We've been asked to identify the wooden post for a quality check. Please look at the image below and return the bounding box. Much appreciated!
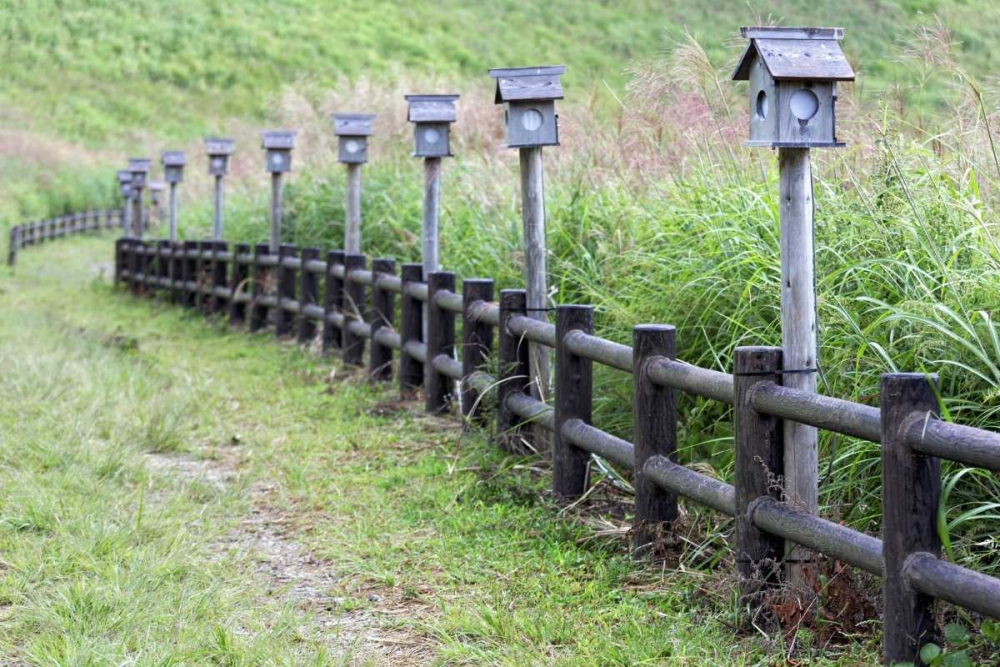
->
[209,240,228,315]
[168,182,179,242]
[122,195,133,238]
[197,240,213,312]
[184,240,200,308]
[132,186,144,240]
[496,289,531,448]
[229,242,250,325]
[369,258,396,382]
[275,244,297,338]
[734,346,785,606]
[425,271,456,413]
[171,241,184,304]
[632,324,678,555]
[461,279,495,422]
[298,247,321,344]
[269,173,282,253]
[158,239,171,293]
[8,226,18,266]
[553,305,593,499]
[250,243,270,331]
[342,253,366,366]
[779,147,818,586]
[213,174,224,241]
[345,163,362,254]
[322,250,345,354]
[399,263,424,397]
[129,239,144,296]
[422,157,441,277]
[114,238,125,286]
[518,146,550,401]
[881,373,941,665]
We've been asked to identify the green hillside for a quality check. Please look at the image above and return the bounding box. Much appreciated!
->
[1,0,999,144]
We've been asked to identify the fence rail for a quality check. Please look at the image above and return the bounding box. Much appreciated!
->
[108,235,1000,664]
[7,210,126,266]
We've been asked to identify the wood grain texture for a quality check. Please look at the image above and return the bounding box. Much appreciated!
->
[229,242,250,325]
[269,173,283,254]
[369,258,395,382]
[422,157,441,278]
[345,164,362,254]
[342,253,366,367]
[553,305,593,499]
[461,279,495,423]
[213,175,224,241]
[497,289,530,449]
[425,272,456,413]
[399,263,425,397]
[322,250,345,354]
[518,146,550,402]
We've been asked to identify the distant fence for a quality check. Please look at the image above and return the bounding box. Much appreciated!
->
[7,210,126,266]
[110,236,1000,664]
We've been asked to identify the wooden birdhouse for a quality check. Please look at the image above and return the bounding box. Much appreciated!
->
[405,95,459,158]
[116,170,133,198]
[205,138,235,176]
[332,114,375,164]
[128,158,151,188]
[732,27,854,148]
[261,130,296,173]
[161,150,186,184]
[488,66,565,148]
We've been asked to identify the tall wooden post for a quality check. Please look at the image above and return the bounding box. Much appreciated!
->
[461,279,495,423]
[399,263,425,397]
[422,157,441,277]
[342,253,366,366]
[122,193,133,237]
[881,373,941,665]
[425,271,456,414]
[369,258,396,382]
[553,305,593,499]
[298,247,321,344]
[496,289,531,450]
[345,163,362,254]
[132,186,144,239]
[519,146,549,401]
[269,173,282,254]
[779,147,818,584]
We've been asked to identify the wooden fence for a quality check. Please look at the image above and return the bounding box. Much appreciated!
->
[7,209,125,266]
[110,236,1000,665]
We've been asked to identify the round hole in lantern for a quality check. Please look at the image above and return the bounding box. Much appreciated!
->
[345,139,361,154]
[789,90,819,121]
[521,108,544,132]
[755,90,768,120]
[423,128,441,144]
[270,153,284,168]
[212,158,224,170]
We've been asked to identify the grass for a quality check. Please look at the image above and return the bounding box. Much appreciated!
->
[0,235,897,664]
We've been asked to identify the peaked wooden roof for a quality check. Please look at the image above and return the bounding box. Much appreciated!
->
[733,27,854,82]
[489,66,565,104]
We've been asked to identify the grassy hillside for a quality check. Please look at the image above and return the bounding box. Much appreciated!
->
[2,0,1000,146]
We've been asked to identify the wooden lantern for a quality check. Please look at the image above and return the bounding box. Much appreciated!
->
[261,130,296,173]
[488,65,565,148]
[205,138,234,175]
[405,94,459,158]
[332,113,375,164]
[161,150,186,184]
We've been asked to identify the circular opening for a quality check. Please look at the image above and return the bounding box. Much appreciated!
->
[345,139,362,154]
[755,90,768,120]
[790,89,820,122]
[521,108,544,132]
[423,128,441,145]
[270,153,284,168]
[212,158,224,169]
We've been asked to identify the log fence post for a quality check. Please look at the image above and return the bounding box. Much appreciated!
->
[461,279,495,423]
[399,263,424,397]
[342,253,366,366]
[322,250,345,355]
[183,240,198,308]
[632,324,678,555]
[881,373,941,665]
[425,271,456,413]
[250,243,270,332]
[369,258,396,382]
[275,244,298,337]
[229,242,250,326]
[553,305,593,499]
[298,247,321,344]
[8,226,18,266]
[496,289,530,449]
[209,240,229,315]
[734,346,785,606]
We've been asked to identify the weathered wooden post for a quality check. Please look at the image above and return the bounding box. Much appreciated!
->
[161,150,186,242]
[332,113,375,254]
[128,158,151,239]
[249,242,270,332]
[426,271,457,413]
[209,240,229,315]
[488,66,565,402]
[322,250,346,355]
[8,226,19,266]
[369,258,396,382]
[298,247,321,345]
[229,242,250,325]
[553,305,593,499]
[261,130,296,253]
[149,181,166,227]
[461,279,495,423]
[496,289,531,449]
[881,373,941,665]
[404,94,459,278]
[275,243,298,338]
[398,263,424,397]
[117,170,134,237]
[342,253,367,366]
[733,27,854,586]
[182,240,198,308]
[205,138,234,240]
[733,346,785,606]
[632,324,678,555]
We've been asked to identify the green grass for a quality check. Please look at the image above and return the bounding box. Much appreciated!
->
[0,236,896,664]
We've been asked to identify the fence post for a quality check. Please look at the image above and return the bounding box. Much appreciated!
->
[553,305,593,499]
[229,242,250,326]
[496,289,530,449]
[369,258,396,382]
[114,238,125,286]
[461,279,495,423]
[275,244,298,337]
[182,240,198,308]
[129,239,144,296]
[426,271,456,413]
[632,324,678,555]
[342,253,366,366]
[322,250,345,355]
[170,241,184,304]
[734,346,785,607]
[250,243,270,332]
[209,240,229,315]
[298,247,321,344]
[158,239,171,292]
[399,263,424,397]
[881,373,941,665]
[8,226,19,266]
[197,240,214,312]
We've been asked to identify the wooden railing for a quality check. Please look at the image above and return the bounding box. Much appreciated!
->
[7,210,125,266]
[115,237,1000,665]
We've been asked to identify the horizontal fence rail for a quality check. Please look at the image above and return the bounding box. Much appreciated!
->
[7,209,126,266]
[108,235,1000,665]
